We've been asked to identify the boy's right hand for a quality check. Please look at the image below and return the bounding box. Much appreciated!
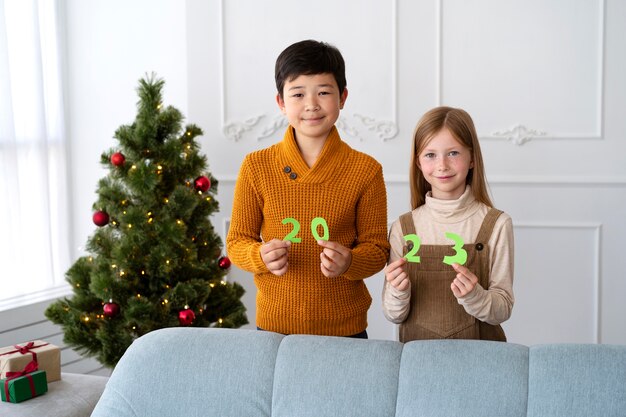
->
[385,258,410,291]
[260,239,291,276]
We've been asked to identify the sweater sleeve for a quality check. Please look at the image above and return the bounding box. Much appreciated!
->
[343,164,390,281]
[382,219,411,323]
[457,214,515,325]
[225,157,269,274]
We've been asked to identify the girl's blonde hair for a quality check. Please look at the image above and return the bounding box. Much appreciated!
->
[409,106,493,210]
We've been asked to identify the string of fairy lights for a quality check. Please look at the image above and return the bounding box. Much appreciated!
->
[71,126,230,329]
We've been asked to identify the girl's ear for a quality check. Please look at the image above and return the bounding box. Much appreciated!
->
[470,160,474,169]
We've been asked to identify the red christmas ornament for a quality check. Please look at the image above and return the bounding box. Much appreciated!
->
[178,307,196,326]
[194,176,211,192]
[103,301,120,318]
[93,210,110,227]
[110,152,126,167]
[218,256,231,269]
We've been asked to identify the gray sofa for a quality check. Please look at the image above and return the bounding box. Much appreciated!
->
[91,328,626,417]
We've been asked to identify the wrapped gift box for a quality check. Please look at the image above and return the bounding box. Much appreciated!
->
[1,369,48,403]
[0,341,61,383]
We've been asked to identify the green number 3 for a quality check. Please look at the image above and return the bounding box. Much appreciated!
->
[442,232,467,266]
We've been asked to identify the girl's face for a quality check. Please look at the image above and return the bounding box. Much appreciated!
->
[417,127,473,200]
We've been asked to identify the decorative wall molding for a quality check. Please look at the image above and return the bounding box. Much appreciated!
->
[490,124,547,146]
[223,115,264,142]
[514,222,602,343]
[436,0,606,143]
[229,113,399,143]
[218,0,400,143]
[257,115,287,141]
[336,116,361,141]
[353,114,399,141]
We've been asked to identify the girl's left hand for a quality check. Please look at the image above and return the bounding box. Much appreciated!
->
[318,240,352,278]
[450,263,478,298]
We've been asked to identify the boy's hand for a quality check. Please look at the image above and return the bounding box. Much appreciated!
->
[450,263,478,298]
[260,239,291,276]
[318,240,352,278]
[385,258,410,291]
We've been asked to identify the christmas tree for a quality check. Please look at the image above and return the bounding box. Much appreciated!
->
[46,74,248,367]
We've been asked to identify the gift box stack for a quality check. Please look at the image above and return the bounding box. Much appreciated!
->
[0,340,61,403]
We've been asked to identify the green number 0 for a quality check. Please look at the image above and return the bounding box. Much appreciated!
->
[310,217,329,241]
[442,232,467,266]
[282,218,302,243]
[403,234,421,263]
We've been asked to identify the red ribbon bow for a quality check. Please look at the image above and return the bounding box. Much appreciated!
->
[0,341,48,360]
[15,342,35,355]
[4,360,39,403]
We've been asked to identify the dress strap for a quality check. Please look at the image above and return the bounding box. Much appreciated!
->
[399,212,416,237]
[475,208,503,244]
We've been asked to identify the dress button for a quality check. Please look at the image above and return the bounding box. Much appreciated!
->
[475,243,484,251]
[289,172,297,180]
[283,166,292,173]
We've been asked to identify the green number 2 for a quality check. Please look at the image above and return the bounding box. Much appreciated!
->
[403,234,421,263]
[442,232,467,266]
[282,218,302,243]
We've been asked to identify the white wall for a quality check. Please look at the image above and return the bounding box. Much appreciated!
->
[64,0,188,258]
[186,0,626,345]
[4,0,624,359]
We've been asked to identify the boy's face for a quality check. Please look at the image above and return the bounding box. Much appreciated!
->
[276,73,348,143]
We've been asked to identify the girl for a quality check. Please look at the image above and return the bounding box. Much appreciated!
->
[382,106,514,342]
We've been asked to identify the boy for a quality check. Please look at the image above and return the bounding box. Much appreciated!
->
[226,40,389,338]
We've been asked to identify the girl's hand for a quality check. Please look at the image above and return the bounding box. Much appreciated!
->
[317,240,352,277]
[385,258,410,291]
[450,263,478,298]
[260,239,291,276]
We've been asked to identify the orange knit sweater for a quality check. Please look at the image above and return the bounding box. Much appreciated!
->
[226,126,390,335]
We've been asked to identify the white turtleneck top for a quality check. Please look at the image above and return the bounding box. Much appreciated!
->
[382,186,514,326]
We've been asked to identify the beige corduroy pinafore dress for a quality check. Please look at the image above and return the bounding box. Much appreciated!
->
[398,208,507,343]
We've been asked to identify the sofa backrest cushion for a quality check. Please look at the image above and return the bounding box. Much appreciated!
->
[527,344,626,417]
[395,340,529,417]
[271,335,403,417]
[91,328,285,417]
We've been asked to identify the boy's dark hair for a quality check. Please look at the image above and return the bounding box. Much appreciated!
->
[275,40,346,98]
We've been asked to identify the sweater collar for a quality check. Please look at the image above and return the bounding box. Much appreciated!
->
[278,126,347,183]
[424,185,481,222]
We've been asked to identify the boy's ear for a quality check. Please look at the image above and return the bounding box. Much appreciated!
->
[276,93,286,114]
[339,88,348,109]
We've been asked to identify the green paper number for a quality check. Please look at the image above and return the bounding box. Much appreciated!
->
[402,232,467,265]
[282,218,302,243]
[310,217,329,241]
[282,217,330,242]
[442,232,467,266]
[403,234,421,263]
